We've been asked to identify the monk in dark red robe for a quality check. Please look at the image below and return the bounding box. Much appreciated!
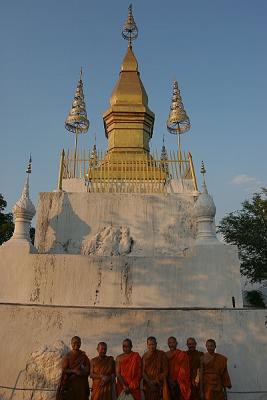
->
[201,339,232,400]
[91,342,115,400]
[142,336,169,400]
[116,338,142,400]
[166,337,191,400]
[56,336,90,400]
[186,337,203,400]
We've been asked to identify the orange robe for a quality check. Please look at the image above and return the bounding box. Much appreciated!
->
[142,349,169,400]
[91,355,115,400]
[166,350,191,400]
[56,350,90,400]
[116,351,142,400]
[186,350,203,400]
[201,353,231,400]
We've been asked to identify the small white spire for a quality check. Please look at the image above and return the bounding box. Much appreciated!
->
[2,158,36,252]
[194,162,218,245]
[12,175,36,218]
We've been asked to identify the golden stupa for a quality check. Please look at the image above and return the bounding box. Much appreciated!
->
[59,5,197,193]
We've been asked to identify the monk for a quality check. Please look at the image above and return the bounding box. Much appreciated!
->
[186,337,203,400]
[142,336,169,400]
[116,338,142,400]
[201,339,232,400]
[90,342,115,400]
[56,336,90,400]
[166,337,191,400]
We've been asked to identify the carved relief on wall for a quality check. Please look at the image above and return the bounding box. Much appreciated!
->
[81,225,133,256]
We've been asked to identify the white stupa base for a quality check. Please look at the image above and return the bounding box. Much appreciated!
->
[1,237,37,253]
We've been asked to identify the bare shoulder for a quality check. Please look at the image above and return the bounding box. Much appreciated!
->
[216,353,228,361]
[116,353,124,361]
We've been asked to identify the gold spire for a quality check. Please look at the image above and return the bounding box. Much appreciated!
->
[109,46,148,107]
[103,5,154,154]
[110,5,146,107]
[121,45,138,72]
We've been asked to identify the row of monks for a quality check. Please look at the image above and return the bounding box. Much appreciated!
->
[56,336,232,400]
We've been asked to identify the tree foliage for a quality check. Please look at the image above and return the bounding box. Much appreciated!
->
[218,188,267,284]
[0,194,14,245]
[244,290,266,308]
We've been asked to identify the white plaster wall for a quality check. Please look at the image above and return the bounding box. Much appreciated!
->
[0,244,242,308]
[61,178,88,192]
[0,305,266,400]
[34,192,197,256]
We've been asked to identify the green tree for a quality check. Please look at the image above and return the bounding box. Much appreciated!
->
[244,290,266,308]
[0,194,14,245]
[218,188,267,284]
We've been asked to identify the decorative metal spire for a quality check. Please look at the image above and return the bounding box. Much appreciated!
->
[167,81,190,135]
[160,134,169,172]
[65,68,89,177]
[65,68,89,134]
[90,133,98,167]
[26,154,32,174]
[200,160,207,192]
[167,80,190,159]
[122,4,138,46]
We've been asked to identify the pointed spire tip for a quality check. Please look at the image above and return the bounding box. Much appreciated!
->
[122,3,138,45]
[26,154,32,174]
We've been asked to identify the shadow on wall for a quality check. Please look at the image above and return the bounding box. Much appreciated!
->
[36,192,91,254]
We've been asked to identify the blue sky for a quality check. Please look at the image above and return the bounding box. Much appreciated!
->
[0,0,266,223]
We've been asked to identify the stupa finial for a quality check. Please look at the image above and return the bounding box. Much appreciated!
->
[65,68,89,177]
[26,154,32,175]
[160,134,169,172]
[167,81,190,157]
[200,160,207,193]
[122,4,138,46]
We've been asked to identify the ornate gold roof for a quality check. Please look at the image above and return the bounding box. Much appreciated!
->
[109,45,148,107]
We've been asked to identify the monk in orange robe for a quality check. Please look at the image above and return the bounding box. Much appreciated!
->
[201,339,232,400]
[116,338,142,400]
[186,337,203,400]
[56,336,90,400]
[91,342,115,400]
[142,336,169,400]
[166,337,191,400]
